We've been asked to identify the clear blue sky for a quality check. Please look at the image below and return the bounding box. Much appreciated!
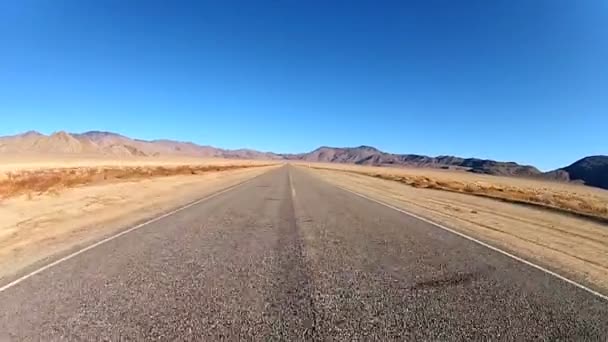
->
[1,1,606,170]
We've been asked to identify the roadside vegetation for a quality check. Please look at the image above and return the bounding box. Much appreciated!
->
[0,163,270,199]
[306,163,608,222]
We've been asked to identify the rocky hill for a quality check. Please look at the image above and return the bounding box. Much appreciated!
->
[284,146,607,189]
[545,156,608,189]
[283,146,542,177]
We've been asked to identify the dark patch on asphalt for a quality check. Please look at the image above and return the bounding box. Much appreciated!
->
[264,171,319,341]
[412,271,481,290]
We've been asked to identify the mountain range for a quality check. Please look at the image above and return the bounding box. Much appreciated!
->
[0,130,281,160]
[1,130,606,190]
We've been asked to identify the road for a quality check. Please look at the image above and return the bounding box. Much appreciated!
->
[1,165,607,340]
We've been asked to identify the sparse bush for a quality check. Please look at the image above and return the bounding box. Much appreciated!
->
[311,165,608,221]
[0,164,266,200]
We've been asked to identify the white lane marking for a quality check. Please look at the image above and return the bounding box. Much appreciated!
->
[335,184,608,302]
[288,169,296,198]
[0,172,269,293]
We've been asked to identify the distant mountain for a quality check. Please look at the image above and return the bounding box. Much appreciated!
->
[545,156,608,189]
[284,146,607,189]
[282,146,384,164]
[0,130,281,160]
[1,131,606,190]
[0,131,99,154]
[456,158,542,177]
[282,146,542,177]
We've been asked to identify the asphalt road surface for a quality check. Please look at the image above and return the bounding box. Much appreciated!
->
[1,165,607,340]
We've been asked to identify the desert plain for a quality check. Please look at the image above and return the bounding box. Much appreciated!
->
[2,152,607,294]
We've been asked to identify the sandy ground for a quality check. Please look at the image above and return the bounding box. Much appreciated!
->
[0,154,267,174]
[295,162,608,221]
[302,166,608,292]
[291,162,608,196]
[0,164,278,280]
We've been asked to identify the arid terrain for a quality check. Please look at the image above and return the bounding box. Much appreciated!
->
[0,154,274,200]
[301,162,608,221]
[3,130,607,189]
[0,155,278,280]
[1,133,607,339]
[4,0,606,337]
[3,165,607,340]
[2,152,607,293]
[297,162,608,292]
[285,146,608,190]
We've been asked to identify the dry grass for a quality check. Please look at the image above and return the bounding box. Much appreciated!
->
[0,163,275,199]
[0,153,276,175]
[301,163,608,221]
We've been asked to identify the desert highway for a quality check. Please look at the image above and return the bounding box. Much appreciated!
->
[1,166,607,340]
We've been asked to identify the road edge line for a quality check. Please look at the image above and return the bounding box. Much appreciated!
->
[334,184,608,302]
[0,168,274,293]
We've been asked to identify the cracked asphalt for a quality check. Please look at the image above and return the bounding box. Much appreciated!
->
[1,165,607,340]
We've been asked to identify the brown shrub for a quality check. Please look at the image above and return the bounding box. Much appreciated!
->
[0,164,267,199]
[310,166,608,221]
